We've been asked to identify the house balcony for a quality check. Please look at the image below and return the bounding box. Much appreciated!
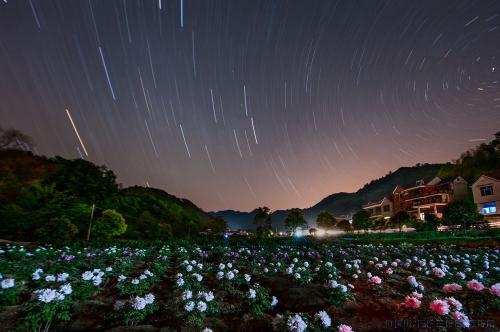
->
[405,191,452,201]
[411,198,449,207]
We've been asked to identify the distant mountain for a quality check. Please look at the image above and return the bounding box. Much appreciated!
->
[211,163,444,232]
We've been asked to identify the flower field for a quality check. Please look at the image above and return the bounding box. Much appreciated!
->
[1,240,500,331]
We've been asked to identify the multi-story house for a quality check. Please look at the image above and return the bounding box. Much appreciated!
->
[470,170,500,218]
[362,175,468,220]
[400,176,468,220]
[362,195,394,220]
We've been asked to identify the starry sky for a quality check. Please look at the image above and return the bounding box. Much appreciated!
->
[1,0,499,213]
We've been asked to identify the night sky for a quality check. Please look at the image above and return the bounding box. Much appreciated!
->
[1,1,499,213]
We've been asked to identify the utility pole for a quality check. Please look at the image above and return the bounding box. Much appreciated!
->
[87,204,95,241]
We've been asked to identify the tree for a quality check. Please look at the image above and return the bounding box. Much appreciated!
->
[352,210,371,233]
[0,127,34,151]
[316,211,337,231]
[253,206,273,238]
[371,216,386,232]
[283,209,308,235]
[413,213,441,232]
[442,199,479,234]
[309,228,317,235]
[92,209,127,240]
[36,217,79,243]
[203,215,228,234]
[337,219,353,233]
[388,210,411,232]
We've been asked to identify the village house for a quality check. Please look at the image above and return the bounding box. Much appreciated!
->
[470,170,500,219]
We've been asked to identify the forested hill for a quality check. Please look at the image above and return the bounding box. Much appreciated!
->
[0,149,210,241]
[211,163,445,231]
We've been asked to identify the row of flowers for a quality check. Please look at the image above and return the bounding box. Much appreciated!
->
[1,241,500,331]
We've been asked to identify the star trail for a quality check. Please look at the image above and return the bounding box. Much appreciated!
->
[1,0,499,213]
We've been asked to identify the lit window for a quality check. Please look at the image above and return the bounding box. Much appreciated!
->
[482,202,497,214]
[480,185,494,196]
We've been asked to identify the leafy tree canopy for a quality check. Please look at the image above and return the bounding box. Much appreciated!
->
[92,209,127,240]
[283,209,308,235]
[352,209,371,232]
[316,211,337,230]
[442,199,479,234]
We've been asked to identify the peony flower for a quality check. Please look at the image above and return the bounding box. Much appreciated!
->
[201,328,213,332]
[54,292,65,301]
[271,296,278,306]
[410,292,423,299]
[184,301,195,312]
[57,273,69,282]
[225,271,235,280]
[432,268,446,278]
[314,310,331,328]
[337,324,354,332]
[186,265,193,272]
[144,293,155,304]
[247,289,256,299]
[429,299,450,315]
[118,275,126,282]
[467,279,484,291]
[197,301,207,312]
[176,278,185,287]
[45,275,56,282]
[287,314,307,332]
[59,283,72,295]
[82,271,93,281]
[370,276,382,284]
[489,283,500,297]
[130,296,146,310]
[443,283,462,292]
[445,297,462,310]
[328,280,338,288]
[385,268,393,275]
[182,290,192,300]
[244,274,251,282]
[216,272,224,280]
[1,278,15,289]
[404,296,421,309]
[38,289,57,303]
[204,291,214,302]
[451,311,470,328]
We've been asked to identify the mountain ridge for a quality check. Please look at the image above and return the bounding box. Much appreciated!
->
[210,163,445,231]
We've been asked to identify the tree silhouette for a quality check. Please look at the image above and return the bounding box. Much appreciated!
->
[283,209,308,235]
[316,211,337,231]
[0,127,34,151]
[253,206,273,238]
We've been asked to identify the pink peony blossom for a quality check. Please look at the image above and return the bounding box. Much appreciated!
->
[445,297,462,310]
[410,292,423,299]
[451,311,470,328]
[429,299,450,315]
[337,324,354,332]
[404,296,421,309]
[466,279,484,291]
[489,283,500,297]
[370,276,382,284]
[443,283,462,292]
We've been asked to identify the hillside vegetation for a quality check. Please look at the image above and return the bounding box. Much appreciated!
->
[0,149,211,242]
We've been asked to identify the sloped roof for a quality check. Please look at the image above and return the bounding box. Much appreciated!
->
[366,194,393,205]
[437,175,464,184]
[470,170,500,187]
[484,170,500,181]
